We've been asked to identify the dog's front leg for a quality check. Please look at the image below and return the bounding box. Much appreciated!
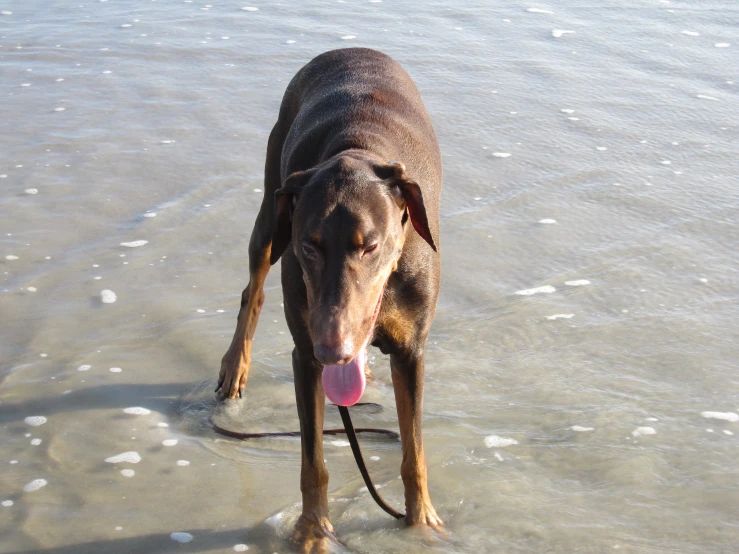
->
[390,350,444,531]
[290,349,338,553]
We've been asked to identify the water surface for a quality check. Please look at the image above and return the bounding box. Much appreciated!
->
[1,1,738,553]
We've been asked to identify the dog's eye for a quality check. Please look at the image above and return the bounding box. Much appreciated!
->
[364,243,378,256]
[302,243,317,259]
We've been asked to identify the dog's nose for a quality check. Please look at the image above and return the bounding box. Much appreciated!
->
[314,339,354,365]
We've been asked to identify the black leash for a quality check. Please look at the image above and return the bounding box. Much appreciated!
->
[210,403,405,519]
[337,405,405,520]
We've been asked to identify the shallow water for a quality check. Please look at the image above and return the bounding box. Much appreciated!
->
[1,1,738,553]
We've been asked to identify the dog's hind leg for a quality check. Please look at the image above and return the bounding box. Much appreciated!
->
[216,124,282,400]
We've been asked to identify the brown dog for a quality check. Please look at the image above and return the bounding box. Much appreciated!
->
[216,48,443,551]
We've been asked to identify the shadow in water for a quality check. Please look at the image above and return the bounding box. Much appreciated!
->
[4,523,286,554]
[0,382,194,427]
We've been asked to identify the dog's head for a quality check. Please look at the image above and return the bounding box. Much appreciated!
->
[270,153,435,366]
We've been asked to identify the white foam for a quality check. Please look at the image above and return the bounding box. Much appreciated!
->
[170,532,193,543]
[54,107,66,112]
[101,290,117,303]
[547,314,574,320]
[715,43,730,48]
[176,460,190,466]
[25,188,38,194]
[5,255,18,260]
[696,95,718,101]
[31,438,42,445]
[24,416,47,426]
[492,152,511,158]
[370,456,380,461]
[120,240,148,248]
[162,439,178,446]
[2,500,13,507]
[265,511,283,527]
[699,278,708,283]
[331,440,350,447]
[123,407,151,415]
[105,451,142,464]
[286,40,296,44]
[120,469,135,477]
[121,23,132,28]
[110,367,122,373]
[539,218,557,224]
[341,35,356,40]
[23,479,48,492]
[233,545,249,552]
[1,10,13,15]
[484,435,519,448]
[196,309,205,313]
[552,30,574,38]
[570,426,594,432]
[143,212,157,218]
[681,30,699,36]
[77,364,92,371]
[241,6,259,11]
[158,422,169,427]
[561,109,575,114]
[565,280,590,286]
[632,426,656,437]
[723,430,734,436]
[27,286,37,292]
[526,8,553,14]
[701,411,738,422]
[596,146,607,151]
[515,285,555,296]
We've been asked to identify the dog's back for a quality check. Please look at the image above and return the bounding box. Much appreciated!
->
[276,47,441,253]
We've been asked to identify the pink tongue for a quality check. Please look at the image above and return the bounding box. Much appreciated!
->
[321,348,367,407]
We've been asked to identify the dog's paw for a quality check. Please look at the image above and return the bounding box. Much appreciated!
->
[406,501,445,533]
[215,354,249,400]
[290,515,342,554]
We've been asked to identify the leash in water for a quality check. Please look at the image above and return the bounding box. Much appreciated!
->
[209,402,405,520]
[337,405,405,519]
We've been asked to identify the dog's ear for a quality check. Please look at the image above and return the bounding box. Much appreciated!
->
[379,161,437,252]
[270,169,314,265]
